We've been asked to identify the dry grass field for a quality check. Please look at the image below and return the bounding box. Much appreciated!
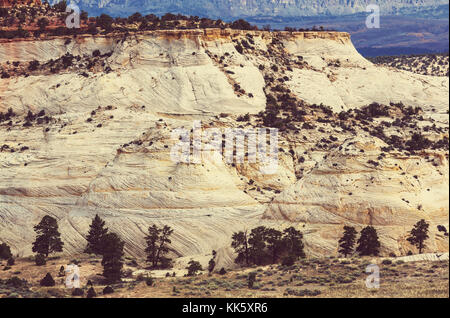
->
[0,254,448,298]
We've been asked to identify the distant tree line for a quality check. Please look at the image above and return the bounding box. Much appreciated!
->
[0,215,433,283]
[2,214,175,284]
[231,226,305,267]
[338,220,431,257]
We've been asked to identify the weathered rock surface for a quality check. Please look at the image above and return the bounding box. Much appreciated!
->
[264,137,449,256]
[0,29,448,265]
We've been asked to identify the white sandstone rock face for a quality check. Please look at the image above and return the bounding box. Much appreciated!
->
[264,137,449,256]
[0,29,448,264]
[282,33,449,114]
[0,31,448,117]
[0,112,265,260]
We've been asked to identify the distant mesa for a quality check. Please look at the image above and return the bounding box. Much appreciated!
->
[0,0,41,7]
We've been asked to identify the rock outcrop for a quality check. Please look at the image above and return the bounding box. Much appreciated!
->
[0,29,448,265]
[264,137,449,256]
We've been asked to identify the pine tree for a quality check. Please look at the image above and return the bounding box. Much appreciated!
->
[155,225,173,268]
[35,253,46,266]
[232,226,305,266]
[0,242,12,260]
[282,227,305,260]
[356,226,380,256]
[6,257,14,266]
[97,14,114,31]
[248,226,269,265]
[208,258,216,273]
[145,225,160,267]
[85,214,108,255]
[231,230,250,266]
[338,226,357,257]
[86,287,97,298]
[186,260,202,276]
[37,17,49,31]
[32,215,64,258]
[208,250,217,273]
[407,219,429,254]
[40,273,55,287]
[145,225,173,268]
[101,232,124,283]
[265,228,284,264]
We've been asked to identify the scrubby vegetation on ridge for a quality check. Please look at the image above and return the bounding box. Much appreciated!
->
[0,1,335,39]
[0,49,114,80]
[369,53,449,77]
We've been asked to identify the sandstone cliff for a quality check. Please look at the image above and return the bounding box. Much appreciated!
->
[0,29,448,267]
